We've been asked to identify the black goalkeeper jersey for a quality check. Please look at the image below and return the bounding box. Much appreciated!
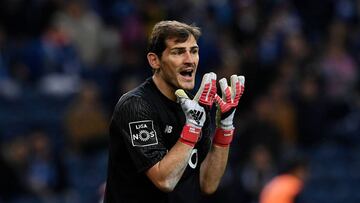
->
[104,77,212,203]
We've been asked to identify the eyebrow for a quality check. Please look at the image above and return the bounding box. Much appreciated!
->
[170,46,199,51]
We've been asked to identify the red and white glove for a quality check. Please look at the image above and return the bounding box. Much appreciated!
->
[213,75,245,147]
[175,72,217,147]
[194,72,217,108]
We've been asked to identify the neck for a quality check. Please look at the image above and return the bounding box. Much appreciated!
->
[152,75,177,101]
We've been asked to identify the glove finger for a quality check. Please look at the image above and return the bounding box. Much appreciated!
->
[219,78,231,102]
[239,75,245,95]
[239,75,245,86]
[209,72,217,80]
[176,89,196,113]
[202,72,217,104]
[209,73,217,99]
[230,75,239,100]
[194,73,211,102]
[175,89,189,98]
[175,89,189,103]
[208,72,217,99]
[238,75,245,98]
[196,72,217,106]
[233,76,245,105]
[218,78,228,93]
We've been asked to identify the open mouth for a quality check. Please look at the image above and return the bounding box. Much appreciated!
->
[180,69,194,77]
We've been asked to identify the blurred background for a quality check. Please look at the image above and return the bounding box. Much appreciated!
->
[0,0,360,202]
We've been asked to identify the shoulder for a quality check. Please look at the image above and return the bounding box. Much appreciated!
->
[112,81,160,120]
[115,79,154,110]
[114,91,152,115]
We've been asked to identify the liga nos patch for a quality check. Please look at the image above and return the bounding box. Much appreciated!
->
[129,120,158,147]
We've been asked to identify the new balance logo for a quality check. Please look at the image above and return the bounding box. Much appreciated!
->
[164,125,173,134]
[189,110,204,125]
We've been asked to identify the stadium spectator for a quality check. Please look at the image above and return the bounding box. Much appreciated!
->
[64,81,108,155]
[26,128,69,201]
[259,154,308,203]
[52,0,105,68]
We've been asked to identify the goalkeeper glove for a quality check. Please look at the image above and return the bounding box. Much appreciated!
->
[213,75,245,147]
[175,72,217,147]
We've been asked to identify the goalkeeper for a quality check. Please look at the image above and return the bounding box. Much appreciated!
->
[104,20,245,203]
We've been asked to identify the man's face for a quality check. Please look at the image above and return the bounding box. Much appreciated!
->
[157,35,199,91]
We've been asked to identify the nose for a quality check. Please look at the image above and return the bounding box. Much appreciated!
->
[184,51,195,64]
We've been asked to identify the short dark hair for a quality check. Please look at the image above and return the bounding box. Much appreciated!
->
[147,20,201,58]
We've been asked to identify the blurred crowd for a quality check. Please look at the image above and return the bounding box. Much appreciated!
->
[1,0,360,203]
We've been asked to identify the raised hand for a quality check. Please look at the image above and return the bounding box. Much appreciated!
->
[176,89,206,128]
[213,75,245,147]
[175,72,217,147]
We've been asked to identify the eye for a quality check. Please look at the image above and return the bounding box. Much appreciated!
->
[171,49,184,55]
[191,48,199,55]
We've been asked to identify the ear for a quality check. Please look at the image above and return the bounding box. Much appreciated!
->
[147,53,160,70]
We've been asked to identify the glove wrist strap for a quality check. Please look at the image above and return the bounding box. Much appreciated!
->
[179,124,201,147]
[218,124,234,130]
[213,128,234,147]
